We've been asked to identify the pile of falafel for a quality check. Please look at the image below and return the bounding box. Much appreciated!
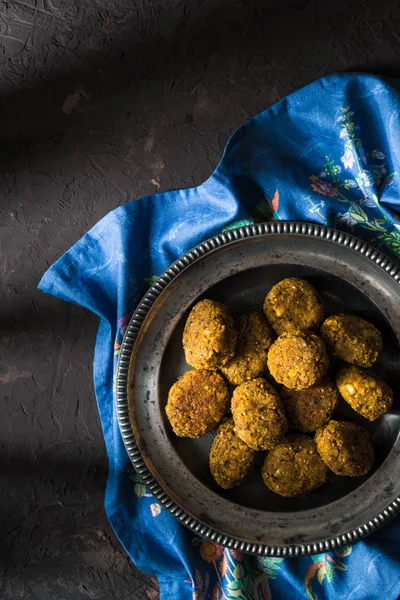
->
[165,278,393,497]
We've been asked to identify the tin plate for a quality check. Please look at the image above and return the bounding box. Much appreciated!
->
[116,222,400,556]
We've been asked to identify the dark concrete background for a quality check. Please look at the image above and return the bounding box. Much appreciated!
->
[1,1,400,598]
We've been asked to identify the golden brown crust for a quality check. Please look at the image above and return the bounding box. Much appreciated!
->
[221,312,274,385]
[315,420,374,476]
[267,332,328,390]
[281,379,339,433]
[183,299,237,370]
[320,314,382,367]
[231,378,287,450]
[263,278,324,335]
[336,365,393,421]
[209,418,256,489]
[166,370,229,437]
[261,434,328,497]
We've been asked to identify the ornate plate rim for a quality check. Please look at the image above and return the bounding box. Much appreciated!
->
[116,221,400,557]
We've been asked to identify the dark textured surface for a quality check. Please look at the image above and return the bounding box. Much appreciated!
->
[1,1,400,598]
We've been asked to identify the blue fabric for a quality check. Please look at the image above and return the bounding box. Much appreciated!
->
[39,73,400,600]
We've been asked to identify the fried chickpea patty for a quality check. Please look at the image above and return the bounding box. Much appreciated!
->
[336,366,393,421]
[315,420,374,476]
[209,418,256,489]
[267,332,328,390]
[262,434,328,497]
[166,370,229,437]
[320,314,382,367]
[281,379,339,432]
[231,378,287,450]
[221,312,274,385]
[183,299,237,370]
[263,278,324,335]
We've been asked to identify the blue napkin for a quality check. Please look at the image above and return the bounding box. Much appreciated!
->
[39,73,400,600]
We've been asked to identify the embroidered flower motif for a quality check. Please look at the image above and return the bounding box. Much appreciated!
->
[341,149,354,169]
[338,212,358,227]
[229,549,244,562]
[199,541,223,564]
[309,175,338,197]
[219,553,228,576]
[118,311,133,331]
[128,469,152,498]
[307,105,399,260]
[133,483,149,498]
[222,218,254,232]
[150,503,161,517]
[212,582,222,600]
[271,189,280,213]
[335,545,353,558]
[305,553,349,600]
[372,150,385,160]
[357,171,373,187]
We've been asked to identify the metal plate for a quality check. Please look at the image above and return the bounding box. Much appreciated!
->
[116,222,400,556]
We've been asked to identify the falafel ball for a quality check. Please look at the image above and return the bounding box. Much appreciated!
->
[221,312,274,385]
[320,314,382,368]
[261,434,328,497]
[281,379,339,433]
[209,418,256,489]
[231,378,287,450]
[315,420,374,476]
[166,370,229,437]
[336,365,393,421]
[267,332,328,390]
[183,299,237,370]
[263,278,324,335]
